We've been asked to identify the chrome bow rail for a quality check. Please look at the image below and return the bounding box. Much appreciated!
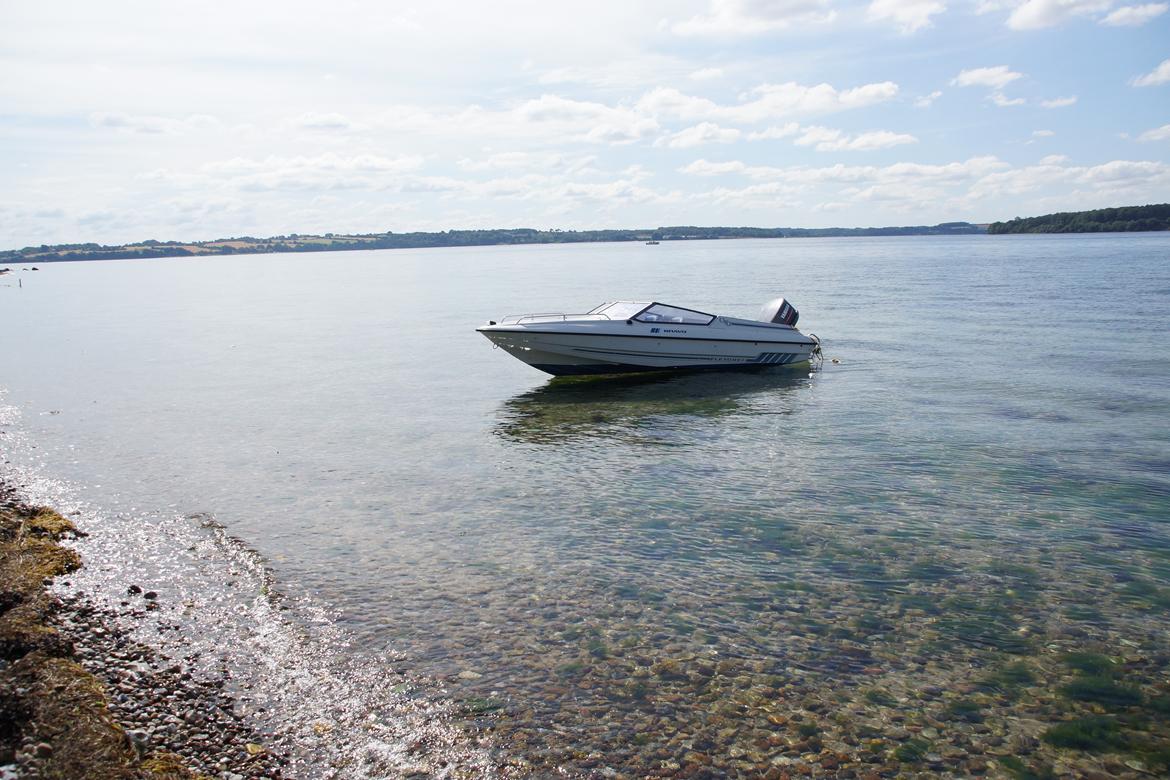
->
[498,313,613,325]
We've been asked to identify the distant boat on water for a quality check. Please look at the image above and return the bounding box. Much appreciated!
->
[645,240,660,245]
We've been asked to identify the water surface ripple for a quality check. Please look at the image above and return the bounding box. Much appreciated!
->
[2,234,1169,777]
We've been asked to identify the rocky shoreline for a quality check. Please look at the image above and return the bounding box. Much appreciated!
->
[0,482,287,779]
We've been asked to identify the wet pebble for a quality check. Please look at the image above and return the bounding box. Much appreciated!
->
[48,595,288,778]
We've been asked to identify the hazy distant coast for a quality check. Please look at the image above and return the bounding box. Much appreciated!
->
[0,222,986,264]
[5,201,1167,265]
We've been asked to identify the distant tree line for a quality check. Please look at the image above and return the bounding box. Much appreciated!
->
[988,203,1170,234]
[1,222,986,263]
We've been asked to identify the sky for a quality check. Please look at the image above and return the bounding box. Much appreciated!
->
[1,0,1168,247]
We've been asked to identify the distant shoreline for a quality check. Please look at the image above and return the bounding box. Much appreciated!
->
[1,222,987,264]
[6,210,1168,265]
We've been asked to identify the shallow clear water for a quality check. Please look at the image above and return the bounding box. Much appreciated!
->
[3,234,1169,777]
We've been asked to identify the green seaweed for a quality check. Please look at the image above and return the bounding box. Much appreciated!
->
[986,562,1045,598]
[756,522,803,554]
[894,737,931,763]
[462,697,504,715]
[1119,579,1170,609]
[796,722,820,738]
[974,661,1036,696]
[585,638,609,659]
[1042,716,1128,752]
[613,583,642,600]
[1138,744,1170,773]
[854,614,894,634]
[557,661,586,676]
[942,698,984,723]
[1063,603,1104,622]
[864,688,897,707]
[1060,676,1143,708]
[906,560,956,582]
[998,756,1056,780]
[897,593,942,615]
[997,661,1038,685]
[935,612,1032,654]
[1145,696,1170,715]
[1061,652,1116,676]
[624,681,649,700]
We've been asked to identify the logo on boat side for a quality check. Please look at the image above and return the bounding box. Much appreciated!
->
[650,327,687,334]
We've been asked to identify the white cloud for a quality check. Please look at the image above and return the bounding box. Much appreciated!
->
[532,55,695,90]
[637,81,898,123]
[197,153,427,192]
[975,0,1014,13]
[1040,96,1077,108]
[456,152,596,173]
[968,157,1170,198]
[671,0,837,36]
[796,126,919,150]
[1007,0,1112,29]
[747,123,802,140]
[701,181,800,207]
[742,81,900,117]
[990,92,1026,106]
[515,95,659,144]
[555,177,682,207]
[680,155,1010,186]
[1100,2,1167,24]
[952,67,1025,107]
[660,122,742,148]
[679,159,750,176]
[292,112,358,131]
[1132,58,1170,87]
[635,88,720,119]
[764,155,1170,213]
[1032,129,1056,137]
[915,90,943,107]
[952,66,1023,89]
[1138,123,1170,141]
[867,0,947,32]
[689,67,725,81]
[794,126,844,147]
[89,112,220,135]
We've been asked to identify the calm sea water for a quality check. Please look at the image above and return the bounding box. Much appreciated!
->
[2,234,1169,777]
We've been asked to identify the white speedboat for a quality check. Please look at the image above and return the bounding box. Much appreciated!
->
[477,298,820,376]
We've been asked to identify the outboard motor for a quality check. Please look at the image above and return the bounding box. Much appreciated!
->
[759,297,799,327]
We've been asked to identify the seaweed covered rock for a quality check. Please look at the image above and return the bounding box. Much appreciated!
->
[0,497,208,779]
[5,651,140,778]
[0,506,80,661]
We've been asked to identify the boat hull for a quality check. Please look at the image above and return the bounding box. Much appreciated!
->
[478,328,816,376]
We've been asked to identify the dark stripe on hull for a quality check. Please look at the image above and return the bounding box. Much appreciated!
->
[482,329,812,347]
[531,359,810,377]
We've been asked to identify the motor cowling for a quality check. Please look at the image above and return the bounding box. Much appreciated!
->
[758,297,799,327]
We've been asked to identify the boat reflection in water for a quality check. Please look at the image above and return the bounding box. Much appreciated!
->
[495,364,816,445]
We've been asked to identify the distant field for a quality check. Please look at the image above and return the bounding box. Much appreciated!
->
[0,222,990,264]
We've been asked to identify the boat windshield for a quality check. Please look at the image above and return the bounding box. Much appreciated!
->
[634,303,714,325]
[589,301,650,320]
